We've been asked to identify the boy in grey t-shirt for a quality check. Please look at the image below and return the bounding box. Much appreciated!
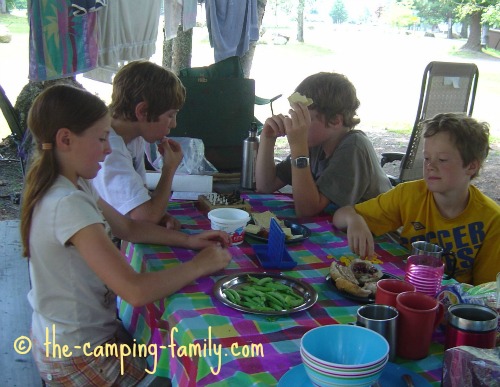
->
[256,72,392,217]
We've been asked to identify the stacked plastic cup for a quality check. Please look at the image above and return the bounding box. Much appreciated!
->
[404,255,444,297]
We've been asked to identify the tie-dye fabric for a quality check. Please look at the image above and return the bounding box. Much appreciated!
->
[28,0,98,81]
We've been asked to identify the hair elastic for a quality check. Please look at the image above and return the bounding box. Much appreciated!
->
[41,143,53,150]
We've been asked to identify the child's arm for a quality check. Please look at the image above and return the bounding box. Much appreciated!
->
[332,206,375,258]
[99,197,231,250]
[128,138,183,226]
[285,102,329,216]
[70,224,231,306]
[255,116,287,193]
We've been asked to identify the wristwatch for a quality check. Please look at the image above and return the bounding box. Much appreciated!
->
[292,156,310,169]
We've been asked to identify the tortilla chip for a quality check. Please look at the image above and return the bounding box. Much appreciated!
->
[251,211,280,229]
[244,224,261,234]
[288,92,313,106]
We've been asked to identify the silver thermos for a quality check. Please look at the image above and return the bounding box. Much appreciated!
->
[241,122,259,190]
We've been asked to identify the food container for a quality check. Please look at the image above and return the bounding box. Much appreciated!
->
[207,208,250,245]
[445,304,498,350]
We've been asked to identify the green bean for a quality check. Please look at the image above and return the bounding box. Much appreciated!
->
[224,288,241,302]
[264,293,286,308]
[223,289,237,303]
[256,277,274,285]
[222,276,306,312]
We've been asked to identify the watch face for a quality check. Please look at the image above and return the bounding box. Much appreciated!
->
[294,157,309,168]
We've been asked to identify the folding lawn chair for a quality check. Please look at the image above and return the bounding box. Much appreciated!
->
[380,61,479,185]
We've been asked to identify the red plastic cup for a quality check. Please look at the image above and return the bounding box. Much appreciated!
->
[375,279,416,308]
[396,291,444,360]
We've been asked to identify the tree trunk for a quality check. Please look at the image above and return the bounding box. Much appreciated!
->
[0,0,7,14]
[447,17,452,39]
[162,39,174,70]
[462,11,482,51]
[460,19,468,39]
[240,0,267,78]
[163,1,268,78]
[296,0,305,43]
[163,25,193,75]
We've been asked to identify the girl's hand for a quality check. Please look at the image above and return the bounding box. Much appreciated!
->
[158,138,183,172]
[159,212,181,230]
[192,245,232,276]
[187,230,231,250]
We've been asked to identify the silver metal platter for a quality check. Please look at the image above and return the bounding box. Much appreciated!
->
[214,272,318,315]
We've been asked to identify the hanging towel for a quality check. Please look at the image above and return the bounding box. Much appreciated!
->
[164,0,183,40]
[28,0,99,81]
[164,0,198,41]
[84,0,162,83]
[205,0,259,62]
[72,0,107,16]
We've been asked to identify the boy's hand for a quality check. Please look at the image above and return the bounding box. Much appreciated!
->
[285,102,311,149]
[261,115,287,140]
[346,214,375,258]
[158,138,183,172]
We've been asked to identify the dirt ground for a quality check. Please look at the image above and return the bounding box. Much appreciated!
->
[1,128,498,221]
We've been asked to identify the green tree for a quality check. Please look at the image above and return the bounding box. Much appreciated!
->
[414,0,455,27]
[384,0,420,29]
[453,0,500,50]
[330,0,348,24]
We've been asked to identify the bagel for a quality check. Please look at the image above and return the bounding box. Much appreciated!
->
[329,262,358,284]
[350,259,383,285]
[329,259,382,297]
[335,278,372,298]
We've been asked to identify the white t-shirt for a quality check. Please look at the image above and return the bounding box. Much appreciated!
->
[92,128,150,215]
[28,176,118,356]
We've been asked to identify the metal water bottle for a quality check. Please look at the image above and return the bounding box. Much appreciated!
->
[241,122,259,190]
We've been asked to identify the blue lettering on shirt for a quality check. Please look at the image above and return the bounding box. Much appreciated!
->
[468,222,485,245]
[399,222,486,274]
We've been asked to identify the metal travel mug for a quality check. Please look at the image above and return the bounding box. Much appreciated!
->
[445,304,498,350]
[357,304,398,361]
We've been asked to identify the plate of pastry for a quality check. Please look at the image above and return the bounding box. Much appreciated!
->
[326,259,400,304]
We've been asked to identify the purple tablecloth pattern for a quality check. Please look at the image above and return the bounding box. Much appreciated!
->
[118,194,445,386]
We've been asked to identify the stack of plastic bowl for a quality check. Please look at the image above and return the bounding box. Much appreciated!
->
[300,324,389,387]
[404,255,444,297]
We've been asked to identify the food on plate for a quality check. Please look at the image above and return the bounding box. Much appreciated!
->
[288,91,314,106]
[335,277,372,298]
[329,259,383,297]
[245,211,302,240]
[222,275,305,312]
[351,259,384,284]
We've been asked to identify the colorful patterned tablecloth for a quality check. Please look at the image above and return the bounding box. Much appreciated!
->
[119,194,445,386]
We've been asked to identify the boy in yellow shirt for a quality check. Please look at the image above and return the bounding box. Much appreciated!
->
[332,113,500,285]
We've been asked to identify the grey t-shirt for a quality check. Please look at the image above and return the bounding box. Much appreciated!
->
[276,130,392,206]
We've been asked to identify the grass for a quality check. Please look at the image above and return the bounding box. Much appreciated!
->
[0,13,29,34]
[483,47,500,59]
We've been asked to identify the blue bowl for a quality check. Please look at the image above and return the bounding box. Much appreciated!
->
[301,324,389,368]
